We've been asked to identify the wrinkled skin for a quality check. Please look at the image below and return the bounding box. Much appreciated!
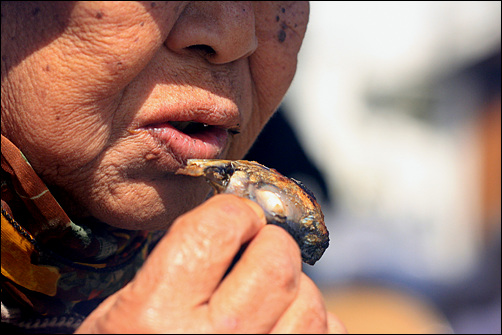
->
[1,1,308,230]
[2,1,345,333]
[77,194,346,333]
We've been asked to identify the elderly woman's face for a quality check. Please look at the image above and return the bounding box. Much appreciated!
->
[1,1,308,230]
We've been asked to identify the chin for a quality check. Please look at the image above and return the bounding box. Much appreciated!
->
[87,177,211,231]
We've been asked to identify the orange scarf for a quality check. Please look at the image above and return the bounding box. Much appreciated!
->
[1,135,161,332]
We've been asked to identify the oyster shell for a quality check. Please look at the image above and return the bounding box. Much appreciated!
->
[176,159,329,265]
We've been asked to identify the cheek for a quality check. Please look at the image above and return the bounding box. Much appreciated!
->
[226,2,308,159]
[1,6,170,180]
[251,1,308,110]
[1,61,118,182]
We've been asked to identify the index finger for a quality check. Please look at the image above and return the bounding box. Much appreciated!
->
[130,194,266,308]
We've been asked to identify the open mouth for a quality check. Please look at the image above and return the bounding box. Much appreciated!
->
[169,121,211,134]
[169,121,240,135]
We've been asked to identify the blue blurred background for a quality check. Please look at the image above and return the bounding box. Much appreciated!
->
[245,1,501,333]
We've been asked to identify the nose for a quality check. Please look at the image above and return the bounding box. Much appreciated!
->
[165,1,257,64]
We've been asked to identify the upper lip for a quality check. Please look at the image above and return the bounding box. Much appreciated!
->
[135,101,242,133]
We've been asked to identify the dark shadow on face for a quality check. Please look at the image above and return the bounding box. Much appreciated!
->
[1,2,75,80]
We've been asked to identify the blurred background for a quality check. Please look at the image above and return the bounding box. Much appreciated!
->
[245,1,500,333]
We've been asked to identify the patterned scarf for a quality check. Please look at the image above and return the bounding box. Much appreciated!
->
[1,135,162,333]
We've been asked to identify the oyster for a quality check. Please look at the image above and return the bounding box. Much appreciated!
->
[176,159,329,265]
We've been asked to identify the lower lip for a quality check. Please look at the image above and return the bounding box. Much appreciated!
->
[141,123,229,162]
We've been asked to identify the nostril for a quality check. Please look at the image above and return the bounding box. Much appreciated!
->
[186,44,216,57]
[165,2,256,64]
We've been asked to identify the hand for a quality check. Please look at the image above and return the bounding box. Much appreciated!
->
[76,194,345,333]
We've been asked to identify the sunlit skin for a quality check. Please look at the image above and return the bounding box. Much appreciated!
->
[1,2,346,333]
[1,1,307,230]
